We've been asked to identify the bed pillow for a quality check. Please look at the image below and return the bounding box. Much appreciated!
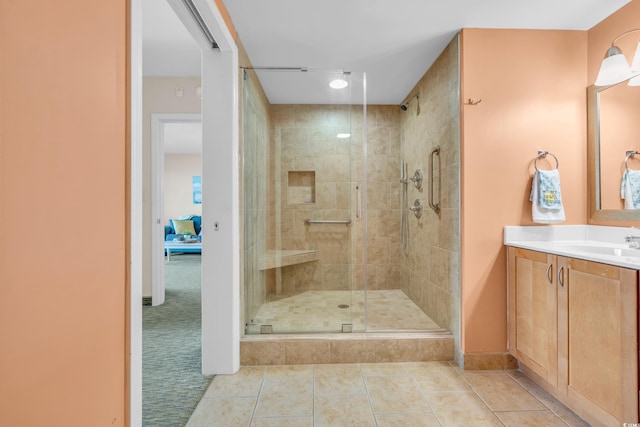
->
[172,219,196,236]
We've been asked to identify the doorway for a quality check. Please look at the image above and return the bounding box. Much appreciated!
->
[131,0,240,425]
[151,113,202,306]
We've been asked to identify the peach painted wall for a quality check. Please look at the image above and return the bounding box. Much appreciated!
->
[588,0,640,223]
[460,29,588,353]
[0,1,127,426]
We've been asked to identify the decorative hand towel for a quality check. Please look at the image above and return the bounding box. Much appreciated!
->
[620,169,640,209]
[529,169,565,224]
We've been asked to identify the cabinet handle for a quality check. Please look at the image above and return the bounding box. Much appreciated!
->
[546,264,553,284]
[557,266,565,287]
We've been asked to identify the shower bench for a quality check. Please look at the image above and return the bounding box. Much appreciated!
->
[258,249,319,270]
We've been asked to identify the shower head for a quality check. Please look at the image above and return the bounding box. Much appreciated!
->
[399,92,420,113]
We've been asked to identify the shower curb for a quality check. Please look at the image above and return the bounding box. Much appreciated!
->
[240,332,454,366]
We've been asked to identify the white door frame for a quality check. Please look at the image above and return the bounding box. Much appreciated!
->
[130,0,239,424]
[150,113,202,307]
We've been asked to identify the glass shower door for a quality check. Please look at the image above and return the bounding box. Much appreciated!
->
[243,68,366,334]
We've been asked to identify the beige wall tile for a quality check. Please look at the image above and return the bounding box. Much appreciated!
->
[330,340,377,364]
[284,341,330,364]
[419,338,455,361]
[463,352,518,370]
[374,339,421,363]
[240,341,284,366]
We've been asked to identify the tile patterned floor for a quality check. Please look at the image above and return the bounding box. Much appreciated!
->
[247,290,441,334]
[186,362,590,427]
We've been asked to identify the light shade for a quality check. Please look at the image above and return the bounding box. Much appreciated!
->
[631,41,640,72]
[329,79,348,89]
[594,46,634,86]
[336,133,351,139]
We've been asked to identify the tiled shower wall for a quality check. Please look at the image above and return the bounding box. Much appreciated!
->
[399,35,461,338]
[267,105,404,296]
[242,67,271,322]
[268,105,355,294]
[362,106,403,291]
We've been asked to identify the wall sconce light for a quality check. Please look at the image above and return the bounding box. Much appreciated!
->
[594,28,640,87]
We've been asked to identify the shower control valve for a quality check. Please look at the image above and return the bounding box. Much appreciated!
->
[409,198,424,219]
[409,169,423,190]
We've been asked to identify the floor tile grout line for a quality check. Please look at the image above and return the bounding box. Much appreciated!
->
[359,363,382,427]
[403,362,435,411]
[503,370,574,426]
[461,369,576,426]
[312,364,316,427]
[404,362,444,426]
[247,367,267,426]
[454,367,510,426]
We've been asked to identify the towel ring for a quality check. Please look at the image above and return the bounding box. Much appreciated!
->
[625,150,640,171]
[534,151,559,171]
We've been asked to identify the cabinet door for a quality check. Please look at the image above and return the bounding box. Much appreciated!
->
[508,247,558,387]
[558,257,638,426]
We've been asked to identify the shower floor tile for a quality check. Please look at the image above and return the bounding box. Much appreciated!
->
[248,289,440,333]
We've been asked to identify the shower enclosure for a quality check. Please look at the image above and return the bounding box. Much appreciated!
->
[241,66,452,335]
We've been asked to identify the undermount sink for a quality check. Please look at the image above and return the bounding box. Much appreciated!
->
[556,243,640,259]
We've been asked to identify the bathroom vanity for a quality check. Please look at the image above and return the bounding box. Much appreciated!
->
[505,225,639,426]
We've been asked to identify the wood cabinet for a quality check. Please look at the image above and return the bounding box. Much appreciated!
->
[508,247,639,427]
[508,248,558,387]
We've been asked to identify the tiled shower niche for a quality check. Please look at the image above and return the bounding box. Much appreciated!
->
[287,171,316,204]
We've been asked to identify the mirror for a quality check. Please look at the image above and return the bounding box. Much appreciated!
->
[587,80,640,221]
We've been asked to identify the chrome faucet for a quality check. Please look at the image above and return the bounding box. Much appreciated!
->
[625,235,640,249]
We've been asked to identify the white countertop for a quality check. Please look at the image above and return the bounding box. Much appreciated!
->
[504,225,640,270]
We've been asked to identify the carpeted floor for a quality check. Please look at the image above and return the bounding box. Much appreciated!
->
[143,254,212,426]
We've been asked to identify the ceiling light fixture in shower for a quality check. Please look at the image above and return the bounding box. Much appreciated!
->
[329,79,348,89]
[337,133,351,139]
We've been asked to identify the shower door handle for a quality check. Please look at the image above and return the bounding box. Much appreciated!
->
[356,185,362,219]
[428,145,440,214]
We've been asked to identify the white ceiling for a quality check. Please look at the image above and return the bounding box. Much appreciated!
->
[143,0,631,104]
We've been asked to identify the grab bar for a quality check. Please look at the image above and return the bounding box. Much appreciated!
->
[356,185,362,219]
[428,145,441,214]
[305,219,352,225]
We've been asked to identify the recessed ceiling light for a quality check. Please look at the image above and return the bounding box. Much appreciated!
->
[329,79,348,89]
[337,133,351,139]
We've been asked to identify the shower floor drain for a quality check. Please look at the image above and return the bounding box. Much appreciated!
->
[337,304,350,309]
